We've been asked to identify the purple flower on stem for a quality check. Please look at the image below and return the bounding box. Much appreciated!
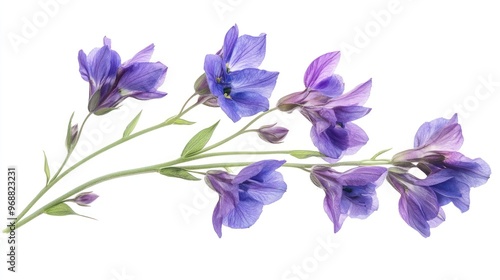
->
[204,25,279,122]
[303,81,372,161]
[205,160,287,237]
[388,114,491,237]
[79,37,168,115]
[311,166,387,233]
[278,52,372,161]
[72,191,99,206]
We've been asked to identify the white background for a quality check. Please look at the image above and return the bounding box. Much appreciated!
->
[1,0,499,279]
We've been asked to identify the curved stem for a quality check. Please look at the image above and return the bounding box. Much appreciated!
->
[51,113,92,183]
[9,155,197,232]
[185,149,321,161]
[16,113,92,221]
[15,99,199,224]
[6,147,391,232]
[176,158,393,170]
[193,107,278,155]
[178,93,198,115]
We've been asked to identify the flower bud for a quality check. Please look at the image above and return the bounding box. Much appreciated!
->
[257,123,289,144]
[73,191,99,206]
[194,73,211,96]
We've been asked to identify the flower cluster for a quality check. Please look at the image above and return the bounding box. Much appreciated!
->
[12,25,490,241]
[387,114,491,237]
[278,52,371,161]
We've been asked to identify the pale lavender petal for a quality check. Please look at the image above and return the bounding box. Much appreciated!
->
[442,152,491,187]
[414,114,463,151]
[343,122,369,155]
[311,125,349,160]
[304,52,341,89]
[228,34,266,71]
[78,50,90,82]
[334,106,371,123]
[103,36,111,47]
[223,197,263,229]
[222,25,239,62]
[219,91,269,122]
[118,62,167,94]
[121,44,155,69]
[310,74,344,97]
[329,79,372,107]
[323,187,343,233]
[230,69,279,98]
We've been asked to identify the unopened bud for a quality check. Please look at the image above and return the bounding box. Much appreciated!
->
[257,124,289,144]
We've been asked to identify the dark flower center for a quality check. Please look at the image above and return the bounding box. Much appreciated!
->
[223,86,232,98]
[336,121,345,128]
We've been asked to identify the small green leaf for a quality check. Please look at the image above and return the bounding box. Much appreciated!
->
[43,151,50,184]
[45,203,76,216]
[290,150,324,159]
[94,107,118,116]
[45,202,97,220]
[370,148,393,160]
[123,110,142,138]
[65,112,75,152]
[159,167,201,181]
[173,118,195,125]
[181,121,219,157]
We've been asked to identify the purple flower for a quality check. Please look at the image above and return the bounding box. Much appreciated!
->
[79,37,168,115]
[72,191,99,206]
[388,114,491,237]
[257,123,289,144]
[310,166,387,233]
[303,51,344,97]
[277,52,372,161]
[204,25,279,122]
[205,160,287,237]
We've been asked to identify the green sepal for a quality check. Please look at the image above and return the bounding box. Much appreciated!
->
[173,118,196,125]
[123,110,142,138]
[94,107,118,116]
[159,167,201,181]
[88,89,101,113]
[181,121,219,158]
[290,150,324,159]
[65,112,75,152]
[43,151,50,184]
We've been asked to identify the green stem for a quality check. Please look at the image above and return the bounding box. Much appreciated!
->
[176,158,393,170]
[5,147,391,232]
[193,107,278,155]
[51,113,92,182]
[15,100,199,225]
[9,155,197,232]
[16,113,92,222]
